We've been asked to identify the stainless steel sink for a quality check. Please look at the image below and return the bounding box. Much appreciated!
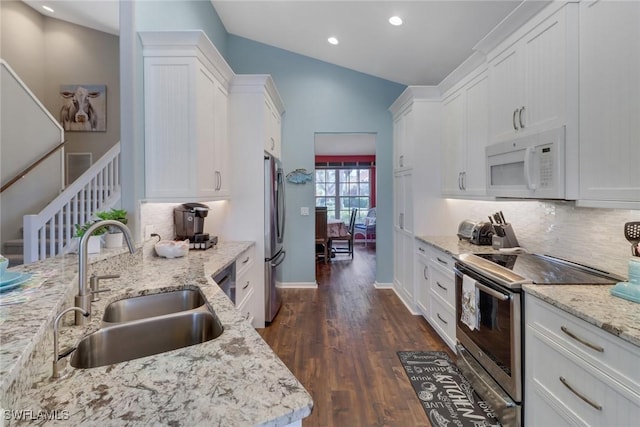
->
[102,289,206,323]
[70,310,223,369]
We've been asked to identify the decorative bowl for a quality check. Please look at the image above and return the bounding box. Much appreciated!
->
[154,240,189,258]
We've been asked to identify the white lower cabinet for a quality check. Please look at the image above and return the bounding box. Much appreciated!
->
[525,294,640,426]
[415,239,457,351]
[235,246,260,327]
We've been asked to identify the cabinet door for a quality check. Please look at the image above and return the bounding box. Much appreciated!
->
[489,45,523,142]
[463,72,489,196]
[415,249,430,318]
[578,0,640,206]
[393,108,413,170]
[212,82,230,197]
[144,57,195,199]
[441,91,464,194]
[521,6,567,134]
[195,62,219,197]
[264,98,281,157]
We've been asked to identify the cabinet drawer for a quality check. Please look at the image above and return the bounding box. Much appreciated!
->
[526,295,640,394]
[415,240,430,260]
[236,246,255,277]
[526,324,640,427]
[429,262,455,309]
[427,248,454,270]
[429,294,456,351]
[236,287,256,325]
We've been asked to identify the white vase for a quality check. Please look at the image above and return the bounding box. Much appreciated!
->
[105,232,123,249]
[87,235,102,254]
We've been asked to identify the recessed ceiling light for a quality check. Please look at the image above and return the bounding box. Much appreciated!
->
[328,37,339,45]
[42,5,55,13]
[389,16,403,26]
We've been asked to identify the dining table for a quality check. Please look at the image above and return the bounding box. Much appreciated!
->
[327,218,349,239]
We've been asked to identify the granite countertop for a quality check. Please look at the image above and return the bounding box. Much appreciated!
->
[0,241,312,426]
[416,235,640,349]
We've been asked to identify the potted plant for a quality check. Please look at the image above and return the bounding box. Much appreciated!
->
[95,208,128,248]
[74,221,107,254]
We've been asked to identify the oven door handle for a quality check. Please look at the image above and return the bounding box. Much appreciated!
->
[475,281,510,301]
[455,268,510,301]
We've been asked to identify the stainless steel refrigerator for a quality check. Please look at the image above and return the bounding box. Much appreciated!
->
[264,154,285,323]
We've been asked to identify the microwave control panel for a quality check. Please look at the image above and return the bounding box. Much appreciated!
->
[538,144,553,188]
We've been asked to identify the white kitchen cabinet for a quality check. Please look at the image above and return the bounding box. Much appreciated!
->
[393,170,414,309]
[140,31,234,202]
[414,242,430,318]
[525,294,640,427]
[226,74,284,328]
[235,246,260,327]
[425,245,456,351]
[441,67,489,197]
[488,3,578,144]
[264,95,282,158]
[393,105,413,170]
[577,0,640,209]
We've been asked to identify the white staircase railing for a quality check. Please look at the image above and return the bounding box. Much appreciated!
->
[23,142,121,264]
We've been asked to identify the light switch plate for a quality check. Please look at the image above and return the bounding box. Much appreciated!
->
[300,207,310,216]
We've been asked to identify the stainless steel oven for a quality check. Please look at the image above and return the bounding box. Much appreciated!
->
[454,252,621,427]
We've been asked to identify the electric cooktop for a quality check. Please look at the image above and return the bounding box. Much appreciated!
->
[457,252,623,289]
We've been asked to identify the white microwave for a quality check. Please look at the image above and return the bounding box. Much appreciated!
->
[486,126,565,199]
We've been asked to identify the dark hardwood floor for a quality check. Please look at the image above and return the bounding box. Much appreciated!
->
[258,244,454,427]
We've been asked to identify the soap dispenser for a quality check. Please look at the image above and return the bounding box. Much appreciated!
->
[610,222,640,303]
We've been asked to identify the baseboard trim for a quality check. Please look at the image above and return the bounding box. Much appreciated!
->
[374,281,393,289]
[277,281,318,289]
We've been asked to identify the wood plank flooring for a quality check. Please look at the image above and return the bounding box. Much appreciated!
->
[258,244,454,427]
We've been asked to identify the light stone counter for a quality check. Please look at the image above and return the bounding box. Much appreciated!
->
[0,241,312,426]
[416,235,640,348]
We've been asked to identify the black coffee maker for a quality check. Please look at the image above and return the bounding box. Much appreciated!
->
[173,203,215,249]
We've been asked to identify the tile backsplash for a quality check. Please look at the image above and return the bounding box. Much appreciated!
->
[445,199,640,278]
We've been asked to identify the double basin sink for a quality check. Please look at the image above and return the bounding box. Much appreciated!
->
[70,288,224,369]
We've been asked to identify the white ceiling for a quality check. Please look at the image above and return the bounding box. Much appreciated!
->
[22,0,531,85]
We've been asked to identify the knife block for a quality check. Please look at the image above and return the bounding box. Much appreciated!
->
[491,224,520,249]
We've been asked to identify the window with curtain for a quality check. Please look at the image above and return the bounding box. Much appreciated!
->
[315,168,370,221]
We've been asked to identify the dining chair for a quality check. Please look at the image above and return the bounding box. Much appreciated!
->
[354,207,376,246]
[315,207,329,264]
[332,208,357,258]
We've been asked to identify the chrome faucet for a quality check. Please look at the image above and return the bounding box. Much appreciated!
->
[75,219,135,325]
[52,306,89,378]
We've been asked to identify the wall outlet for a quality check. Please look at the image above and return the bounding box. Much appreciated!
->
[145,224,156,239]
[300,207,310,216]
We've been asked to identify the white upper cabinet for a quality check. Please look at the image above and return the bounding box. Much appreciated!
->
[393,106,413,170]
[488,3,578,144]
[441,67,489,197]
[264,96,282,158]
[140,31,234,202]
[577,0,640,209]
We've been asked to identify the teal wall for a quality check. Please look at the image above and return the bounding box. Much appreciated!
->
[227,35,406,284]
[134,0,228,58]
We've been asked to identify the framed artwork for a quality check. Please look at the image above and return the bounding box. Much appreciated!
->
[59,84,106,132]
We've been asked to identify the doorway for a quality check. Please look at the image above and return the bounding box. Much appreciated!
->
[314,133,377,269]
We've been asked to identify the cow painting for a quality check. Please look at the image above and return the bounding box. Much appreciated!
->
[59,85,106,132]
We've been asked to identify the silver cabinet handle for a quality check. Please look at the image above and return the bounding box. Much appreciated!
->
[437,282,448,291]
[518,106,525,129]
[399,155,404,168]
[242,280,250,290]
[242,256,250,264]
[418,247,426,253]
[458,172,463,190]
[560,326,604,352]
[462,171,466,190]
[513,108,519,130]
[559,376,602,411]
[436,313,448,325]
[399,212,404,230]
[423,266,428,280]
[436,257,449,266]
[270,137,275,150]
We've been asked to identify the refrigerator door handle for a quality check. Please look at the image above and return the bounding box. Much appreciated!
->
[270,249,286,267]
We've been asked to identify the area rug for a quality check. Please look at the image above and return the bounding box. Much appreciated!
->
[397,351,501,427]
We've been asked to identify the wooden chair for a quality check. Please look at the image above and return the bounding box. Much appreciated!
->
[315,207,329,264]
[332,208,357,259]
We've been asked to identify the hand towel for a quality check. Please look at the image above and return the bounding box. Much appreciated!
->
[461,274,479,331]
